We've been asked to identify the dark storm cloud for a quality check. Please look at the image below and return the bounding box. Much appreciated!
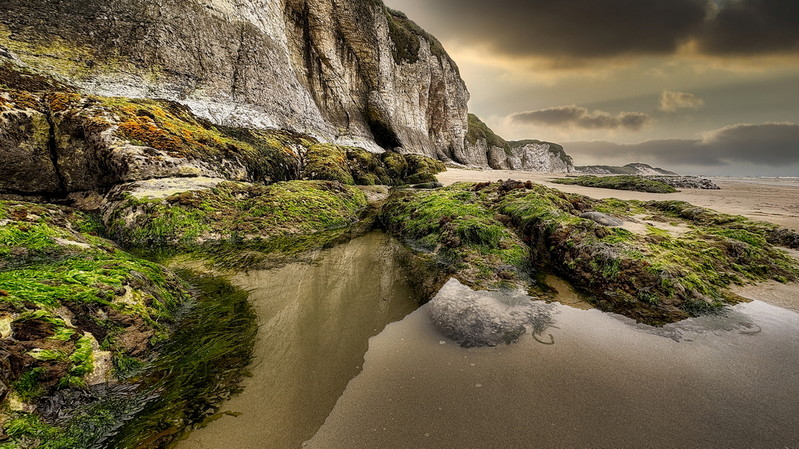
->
[699,0,799,55]
[390,0,799,59]
[511,106,651,131]
[563,123,799,167]
[402,0,707,59]
[702,123,799,165]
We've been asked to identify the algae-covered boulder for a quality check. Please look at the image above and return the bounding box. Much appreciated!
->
[0,86,311,196]
[103,180,369,254]
[496,182,799,323]
[0,200,191,406]
[0,201,258,448]
[385,180,799,324]
[303,144,446,186]
[380,183,531,293]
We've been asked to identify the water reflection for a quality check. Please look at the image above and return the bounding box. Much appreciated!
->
[307,294,799,448]
[428,278,558,348]
[178,232,421,449]
[626,306,763,342]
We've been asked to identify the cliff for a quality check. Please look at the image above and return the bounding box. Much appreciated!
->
[464,114,575,172]
[0,0,469,160]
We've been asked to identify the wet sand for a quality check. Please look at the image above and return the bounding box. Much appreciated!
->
[437,169,799,232]
[306,298,799,449]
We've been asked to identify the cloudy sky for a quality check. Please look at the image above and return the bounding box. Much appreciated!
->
[384,0,799,176]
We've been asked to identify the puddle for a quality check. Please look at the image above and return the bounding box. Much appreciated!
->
[177,232,421,449]
[545,274,593,310]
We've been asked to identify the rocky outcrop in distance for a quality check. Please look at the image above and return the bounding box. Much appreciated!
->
[0,0,468,161]
[577,163,678,176]
[647,176,720,190]
[463,114,575,172]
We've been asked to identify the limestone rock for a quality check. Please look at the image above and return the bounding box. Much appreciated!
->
[0,93,60,194]
[0,0,469,161]
[577,163,678,176]
[505,141,575,173]
[463,114,575,172]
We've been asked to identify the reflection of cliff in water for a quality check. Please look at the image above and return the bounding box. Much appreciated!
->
[178,232,422,449]
[307,298,799,449]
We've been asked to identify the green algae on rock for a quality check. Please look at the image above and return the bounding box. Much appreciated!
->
[0,201,187,445]
[383,180,799,324]
[552,175,679,194]
[102,180,370,267]
[495,182,799,323]
[1,71,447,198]
[0,201,257,448]
[380,183,531,293]
[0,201,189,394]
[303,144,446,186]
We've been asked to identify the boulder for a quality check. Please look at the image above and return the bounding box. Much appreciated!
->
[579,211,624,227]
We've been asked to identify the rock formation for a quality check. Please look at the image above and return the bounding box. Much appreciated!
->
[646,176,720,190]
[463,114,575,172]
[576,163,678,175]
[0,0,469,160]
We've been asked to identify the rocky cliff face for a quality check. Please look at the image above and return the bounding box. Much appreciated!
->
[504,140,574,173]
[463,114,575,172]
[0,0,469,160]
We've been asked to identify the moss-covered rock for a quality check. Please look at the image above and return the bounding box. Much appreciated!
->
[0,87,315,196]
[552,175,678,193]
[302,144,445,186]
[103,180,369,260]
[0,200,190,408]
[2,78,445,199]
[496,182,799,323]
[383,180,799,324]
[380,184,531,293]
[0,201,258,448]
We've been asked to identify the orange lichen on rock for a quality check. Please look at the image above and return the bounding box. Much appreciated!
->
[7,90,42,110]
[48,92,81,112]
[118,116,187,156]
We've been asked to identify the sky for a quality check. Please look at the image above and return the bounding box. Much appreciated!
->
[383,0,799,176]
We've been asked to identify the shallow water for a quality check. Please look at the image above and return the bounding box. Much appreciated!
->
[178,230,799,449]
[307,294,799,448]
[177,232,420,449]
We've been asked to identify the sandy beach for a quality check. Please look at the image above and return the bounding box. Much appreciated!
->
[438,169,799,232]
